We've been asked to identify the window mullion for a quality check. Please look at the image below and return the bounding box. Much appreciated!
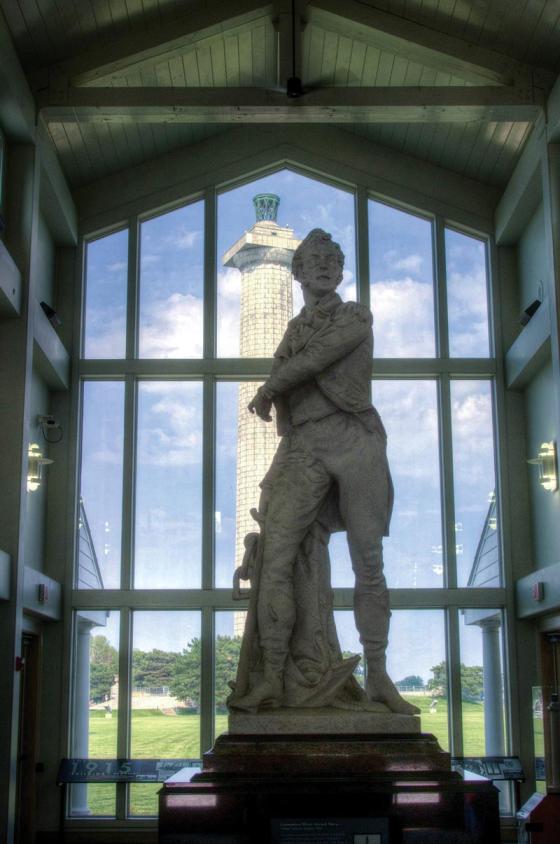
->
[121,214,138,593]
[200,606,215,754]
[117,607,132,819]
[439,374,457,590]
[202,375,216,590]
[126,217,139,361]
[203,187,217,360]
[490,237,518,759]
[120,375,137,591]
[356,186,370,310]
[434,215,449,360]
[446,606,463,757]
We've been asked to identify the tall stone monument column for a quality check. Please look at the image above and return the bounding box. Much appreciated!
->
[222,195,299,635]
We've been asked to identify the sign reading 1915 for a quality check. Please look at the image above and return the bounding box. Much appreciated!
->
[57,758,199,784]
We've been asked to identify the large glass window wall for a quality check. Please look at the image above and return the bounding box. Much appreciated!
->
[72,167,508,820]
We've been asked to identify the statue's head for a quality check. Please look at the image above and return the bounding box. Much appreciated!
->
[292,228,344,297]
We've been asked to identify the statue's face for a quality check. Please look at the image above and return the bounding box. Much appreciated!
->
[296,240,342,298]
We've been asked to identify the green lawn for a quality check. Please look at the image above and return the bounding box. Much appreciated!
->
[533,711,545,793]
[83,698,490,817]
[85,710,227,817]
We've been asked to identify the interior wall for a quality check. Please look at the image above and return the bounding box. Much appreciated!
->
[35,212,54,307]
[517,202,547,311]
[524,360,560,568]
[23,370,50,572]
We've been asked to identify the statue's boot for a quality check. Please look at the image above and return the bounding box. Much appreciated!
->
[229,652,285,712]
[352,542,420,716]
[365,655,421,716]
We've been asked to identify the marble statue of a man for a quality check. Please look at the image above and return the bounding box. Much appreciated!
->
[229,228,419,718]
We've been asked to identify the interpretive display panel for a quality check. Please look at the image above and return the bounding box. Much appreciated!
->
[271,818,388,844]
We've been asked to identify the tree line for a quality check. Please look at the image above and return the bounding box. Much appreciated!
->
[396,663,484,700]
[89,634,242,711]
[90,636,484,710]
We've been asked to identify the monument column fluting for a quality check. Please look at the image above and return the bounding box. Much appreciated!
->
[222,195,300,636]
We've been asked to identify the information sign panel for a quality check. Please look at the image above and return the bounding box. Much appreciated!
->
[270,817,389,843]
[57,758,199,783]
[452,756,524,781]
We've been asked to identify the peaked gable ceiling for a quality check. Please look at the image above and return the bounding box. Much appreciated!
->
[1,0,557,190]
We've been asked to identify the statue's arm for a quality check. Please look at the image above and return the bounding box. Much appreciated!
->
[262,306,372,397]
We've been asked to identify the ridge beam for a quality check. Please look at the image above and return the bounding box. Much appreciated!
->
[38,86,543,124]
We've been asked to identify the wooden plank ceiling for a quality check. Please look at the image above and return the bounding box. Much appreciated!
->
[1,0,558,189]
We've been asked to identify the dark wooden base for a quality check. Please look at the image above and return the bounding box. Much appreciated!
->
[159,733,500,843]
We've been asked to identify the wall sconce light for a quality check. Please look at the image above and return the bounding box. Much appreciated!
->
[27,443,54,492]
[528,441,558,492]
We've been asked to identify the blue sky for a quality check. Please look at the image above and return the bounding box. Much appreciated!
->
[81,168,497,682]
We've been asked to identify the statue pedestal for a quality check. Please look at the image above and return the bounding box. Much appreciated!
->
[159,731,500,843]
[228,706,420,735]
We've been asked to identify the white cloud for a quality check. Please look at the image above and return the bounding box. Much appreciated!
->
[371,277,435,357]
[106,261,126,273]
[375,381,439,480]
[139,292,203,358]
[447,268,490,355]
[140,254,160,268]
[451,385,495,489]
[165,228,201,250]
[85,315,126,357]
[217,268,242,356]
[137,385,203,468]
[297,205,355,262]
[393,253,423,274]
[89,448,123,466]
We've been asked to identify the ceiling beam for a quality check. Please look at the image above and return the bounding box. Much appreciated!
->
[307,0,552,88]
[38,85,542,124]
[44,1,273,87]
[274,0,305,89]
[495,119,543,245]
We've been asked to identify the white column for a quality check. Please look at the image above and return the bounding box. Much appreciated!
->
[70,621,92,816]
[481,618,505,756]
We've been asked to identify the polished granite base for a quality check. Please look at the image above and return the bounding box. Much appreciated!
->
[159,733,500,843]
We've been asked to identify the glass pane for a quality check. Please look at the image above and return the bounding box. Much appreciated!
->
[533,686,546,793]
[130,611,201,816]
[215,381,277,588]
[459,609,506,757]
[214,612,246,738]
[78,381,124,589]
[369,201,435,357]
[0,128,5,213]
[373,380,442,588]
[389,610,448,751]
[446,228,490,357]
[84,230,127,358]
[215,382,239,589]
[215,381,353,589]
[70,610,119,817]
[217,169,356,358]
[334,610,365,687]
[139,201,204,358]
[329,533,354,588]
[134,381,202,589]
[451,380,500,587]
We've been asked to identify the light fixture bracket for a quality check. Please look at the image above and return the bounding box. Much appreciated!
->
[27,443,54,492]
[528,441,558,492]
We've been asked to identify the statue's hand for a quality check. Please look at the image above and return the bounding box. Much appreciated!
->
[248,388,273,421]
